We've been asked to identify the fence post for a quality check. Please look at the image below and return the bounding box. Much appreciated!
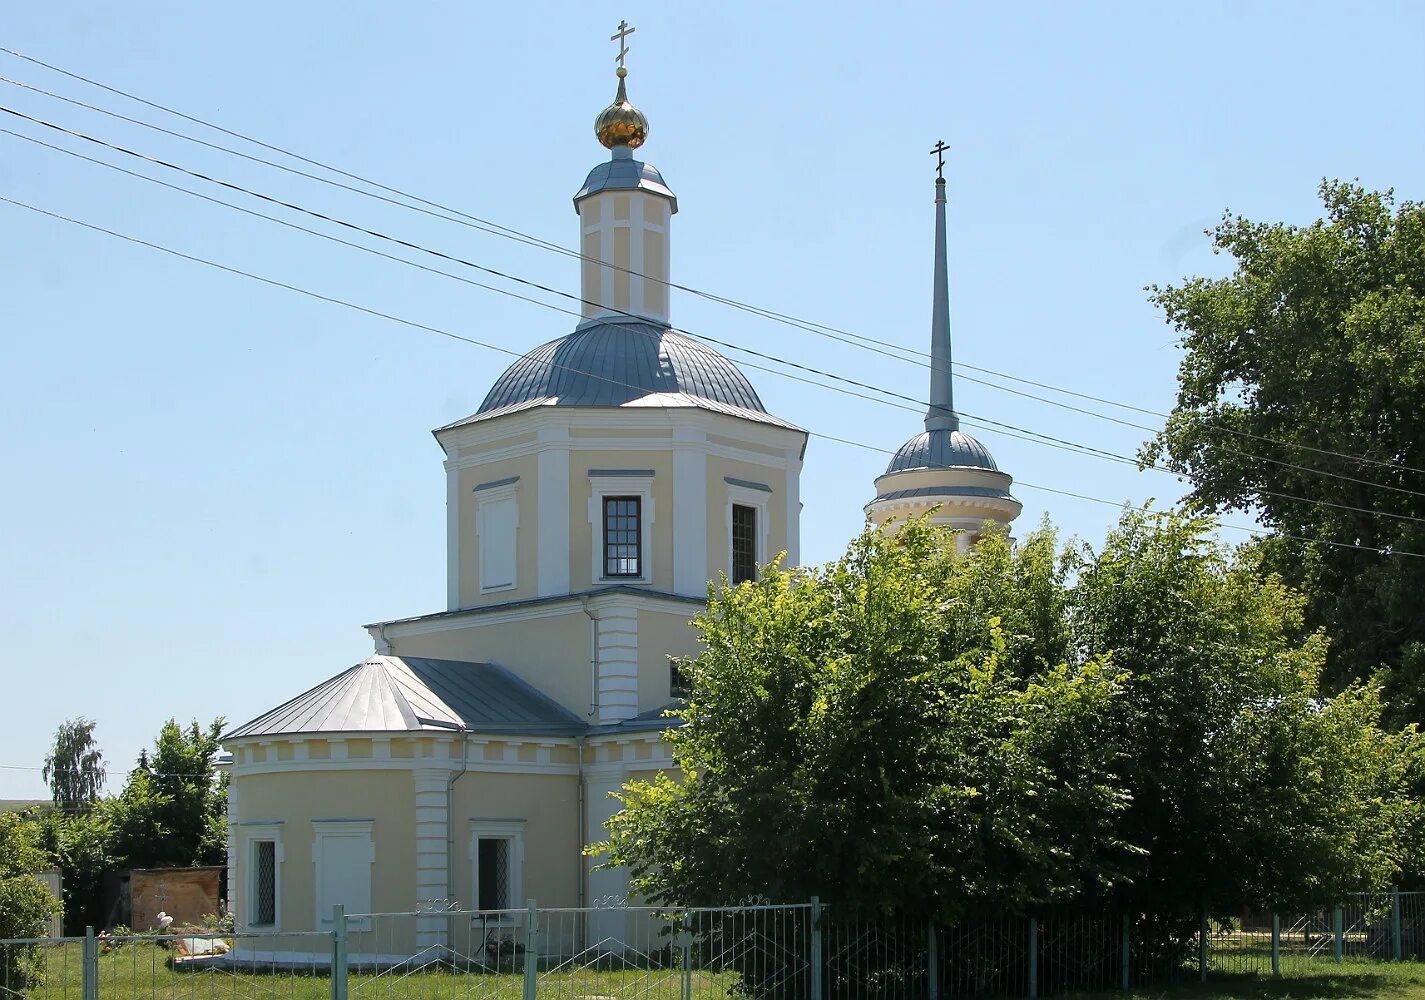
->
[927,919,939,1000]
[82,926,97,1000]
[810,897,823,1000]
[330,905,347,1000]
[523,900,539,1000]
[1119,913,1130,991]
[1198,915,1208,983]
[1333,907,1343,964]
[1027,917,1038,1000]
[680,912,693,1000]
[1271,913,1280,978]
[1393,889,1403,962]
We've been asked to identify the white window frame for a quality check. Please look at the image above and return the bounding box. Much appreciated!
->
[468,820,525,920]
[242,823,283,931]
[474,478,520,594]
[587,472,655,585]
[725,480,772,581]
[313,820,375,930]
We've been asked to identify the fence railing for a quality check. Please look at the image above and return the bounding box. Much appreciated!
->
[2,892,1421,999]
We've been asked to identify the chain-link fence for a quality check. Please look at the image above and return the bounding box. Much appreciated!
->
[3,892,1422,999]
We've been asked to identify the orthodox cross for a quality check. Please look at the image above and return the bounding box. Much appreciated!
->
[930,140,949,180]
[611,20,636,70]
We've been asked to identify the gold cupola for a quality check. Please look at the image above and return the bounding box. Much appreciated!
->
[595,68,648,150]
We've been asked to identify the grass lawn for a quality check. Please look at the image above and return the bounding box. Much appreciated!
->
[1069,961,1425,1000]
[10,941,1425,1000]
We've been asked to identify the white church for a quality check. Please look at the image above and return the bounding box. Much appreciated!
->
[221,38,1021,949]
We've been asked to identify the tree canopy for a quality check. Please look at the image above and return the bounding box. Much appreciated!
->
[42,718,106,814]
[0,813,60,985]
[26,717,227,933]
[598,512,1423,919]
[1143,181,1425,725]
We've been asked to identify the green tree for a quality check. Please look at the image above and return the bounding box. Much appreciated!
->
[600,519,1131,920]
[30,806,113,934]
[110,719,228,870]
[1071,508,1423,916]
[599,510,1422,923]
[42,718,106,814]
[1143,181,1425,725]
[0,813,61,985]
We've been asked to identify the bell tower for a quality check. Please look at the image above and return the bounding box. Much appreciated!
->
[866,145,1022,549]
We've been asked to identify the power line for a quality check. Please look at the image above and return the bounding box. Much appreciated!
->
[10,113,1425,535]
[3,47,1421,480]
[7,118,1425,533]
[0,112,1171,468]
[4,192,1419,561]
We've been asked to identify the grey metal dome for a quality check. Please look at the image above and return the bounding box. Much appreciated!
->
[473,320,770,419]
[573,149,677,211]
[885,428,999,474]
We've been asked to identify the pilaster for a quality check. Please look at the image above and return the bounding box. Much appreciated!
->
[596,606,639,722]
[412,767,452,948]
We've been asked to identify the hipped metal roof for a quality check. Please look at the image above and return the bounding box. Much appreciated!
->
[225,655,587,739]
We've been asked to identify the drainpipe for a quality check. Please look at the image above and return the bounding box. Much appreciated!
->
[580,597,599,719]
[576,734,587,917]
[446,726,471,926]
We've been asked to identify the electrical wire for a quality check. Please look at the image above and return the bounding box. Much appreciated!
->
[7,112,1425,532]
[3,47,1421,479]
[3,191,1420,561]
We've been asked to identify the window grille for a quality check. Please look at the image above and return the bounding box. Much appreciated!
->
[252,840,277,926]
[732,503,758,583]
[603,496,642,577]
[477,837,511,910]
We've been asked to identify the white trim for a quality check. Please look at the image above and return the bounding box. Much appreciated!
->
[229,756,579,778]
[475,478,521,595]
[587,473,656,586]
[671,431,708,596]
[725,483,771,582]
[436,407,806,464]
[241,823,283,932]
[313,820,375,930]
[469,820,525,916]
[370,586,697,640]
[412,769,450,948]
[784,454,802,567]
[536,435,571,596]
[446,461,461,610]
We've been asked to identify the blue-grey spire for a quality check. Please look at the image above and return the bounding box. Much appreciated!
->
[925,173,957,432]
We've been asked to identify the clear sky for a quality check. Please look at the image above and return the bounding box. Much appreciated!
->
[2,1,1422,798]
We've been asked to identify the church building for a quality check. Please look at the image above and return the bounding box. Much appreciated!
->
[221,36,1021,951]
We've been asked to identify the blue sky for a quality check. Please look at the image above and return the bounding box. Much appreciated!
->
[2,1,1422,798]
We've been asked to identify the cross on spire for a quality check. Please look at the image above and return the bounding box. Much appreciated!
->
[930,140,949,181]
[611,20,636,71]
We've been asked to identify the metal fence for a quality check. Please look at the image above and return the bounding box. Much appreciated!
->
[3,892,1422,1000]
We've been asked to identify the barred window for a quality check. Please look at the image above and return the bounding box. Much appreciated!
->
[252,840,277,926]
[603,496,642,578]
[732,503,758,583]
[476,837,512,910]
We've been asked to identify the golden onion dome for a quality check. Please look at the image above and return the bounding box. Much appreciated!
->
[594,68,648,150]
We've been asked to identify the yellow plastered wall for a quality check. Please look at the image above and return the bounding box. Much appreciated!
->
[704,455,790,580]
[388,612,593,718]
[233,768,415,931]
[636,608,700,713]
[451,771,581,909]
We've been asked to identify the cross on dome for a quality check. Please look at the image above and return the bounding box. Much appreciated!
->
[611,19,635,74]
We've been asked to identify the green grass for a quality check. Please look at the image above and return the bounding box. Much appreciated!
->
[10,941,1425,1000]
[1076,961,1425,1000]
